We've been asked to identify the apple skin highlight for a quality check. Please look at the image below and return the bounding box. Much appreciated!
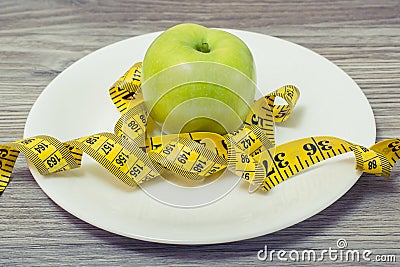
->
[142,23,256,134]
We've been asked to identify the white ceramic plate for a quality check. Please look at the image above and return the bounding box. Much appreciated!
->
[24,29,375,244]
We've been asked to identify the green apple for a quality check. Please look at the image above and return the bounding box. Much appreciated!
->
[141,23,256,134]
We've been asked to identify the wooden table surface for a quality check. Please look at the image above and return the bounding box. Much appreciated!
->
[1,0,399,266]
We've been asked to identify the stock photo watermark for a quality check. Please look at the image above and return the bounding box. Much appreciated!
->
[257,238,396,263]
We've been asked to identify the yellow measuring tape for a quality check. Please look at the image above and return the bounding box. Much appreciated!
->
[1,62,399,194]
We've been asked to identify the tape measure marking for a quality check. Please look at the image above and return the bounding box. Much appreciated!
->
[109,62,143,114]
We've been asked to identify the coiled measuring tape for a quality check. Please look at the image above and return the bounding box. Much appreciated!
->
[1,61,400,194]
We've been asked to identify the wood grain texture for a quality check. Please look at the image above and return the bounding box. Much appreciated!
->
[0,0,399,266]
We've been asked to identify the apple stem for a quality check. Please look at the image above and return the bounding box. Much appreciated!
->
[198,42,210,53]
